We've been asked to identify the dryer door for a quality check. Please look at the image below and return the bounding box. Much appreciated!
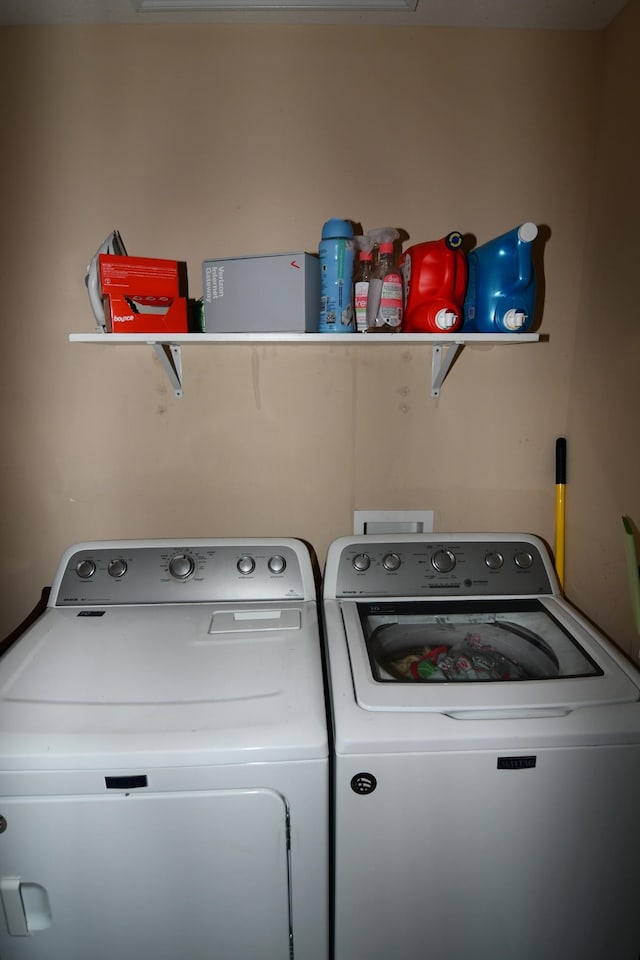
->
[0,788,291,960]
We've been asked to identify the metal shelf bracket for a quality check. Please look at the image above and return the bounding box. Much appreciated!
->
[153,343,183,398]
[431,342,463,397]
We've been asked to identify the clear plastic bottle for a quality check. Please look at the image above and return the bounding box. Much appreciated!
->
[353,240,374,333]
[366,230,404,332]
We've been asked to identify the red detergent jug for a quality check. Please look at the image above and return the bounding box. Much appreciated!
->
[401,232,467,333]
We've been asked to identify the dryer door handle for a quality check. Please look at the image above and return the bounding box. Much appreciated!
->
[0,878,29,936]
[0,878,52,936]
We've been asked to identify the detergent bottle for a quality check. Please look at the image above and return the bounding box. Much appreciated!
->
[353,235,375,333]
[366,227,403,332]
[318,218,355,333]
[463,222,538,333]
[401,231,467,333]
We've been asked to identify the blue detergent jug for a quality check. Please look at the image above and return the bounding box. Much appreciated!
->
[463,222,538,333]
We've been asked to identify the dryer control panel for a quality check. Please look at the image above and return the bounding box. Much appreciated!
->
[332,535,555,598]
[53,539,310,605]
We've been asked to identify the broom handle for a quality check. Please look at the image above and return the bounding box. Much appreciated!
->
[555,438,566,589]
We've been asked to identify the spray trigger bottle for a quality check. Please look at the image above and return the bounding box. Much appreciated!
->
[366,227,403,332]
[353,234,375,333]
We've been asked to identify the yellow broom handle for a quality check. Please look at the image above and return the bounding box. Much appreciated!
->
[555,438,566,589]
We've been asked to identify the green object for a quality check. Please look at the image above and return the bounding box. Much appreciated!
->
[188,297,205,333]
[417,659,439,679]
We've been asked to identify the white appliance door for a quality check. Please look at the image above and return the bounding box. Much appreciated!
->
[0,788,291,960]
[334,745,640,960]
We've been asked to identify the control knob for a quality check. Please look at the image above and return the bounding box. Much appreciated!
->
[76,559,96,580]
[382,553,401,571]
[352,554,371,572]
[514,551,534,570]
[268,555,286,575]
[169,554,195,580]
[108,559,127,578]
[237,556,256,576]
[431,549,456,574]
[484,552,504,571]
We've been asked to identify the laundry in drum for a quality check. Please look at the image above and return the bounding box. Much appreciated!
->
[369,619,560,682]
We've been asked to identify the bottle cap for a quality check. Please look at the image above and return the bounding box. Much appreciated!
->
[322,218,353,240]
[379,242,394,253]
[518,222,538,243]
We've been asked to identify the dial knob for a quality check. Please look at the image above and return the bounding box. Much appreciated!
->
[514,551,534,570]
[352,553,371,572]
[76,559,96,580]
[383,553,401,571]
[169,554,195,580]
[237,555,256,576]
[484,551,504,571]
[108,558,127,578]
[431,549,456,573]
[268,555,286,575]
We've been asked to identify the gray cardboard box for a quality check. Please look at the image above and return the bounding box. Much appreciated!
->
[202,252,320,333]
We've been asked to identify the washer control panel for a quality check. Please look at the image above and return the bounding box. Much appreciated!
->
[335,537,555,598]
[54,541,307,605]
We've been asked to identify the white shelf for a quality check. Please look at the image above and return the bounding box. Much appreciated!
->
[69,331,541,399]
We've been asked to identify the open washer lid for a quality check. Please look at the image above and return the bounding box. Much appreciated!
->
[340,597,640,715]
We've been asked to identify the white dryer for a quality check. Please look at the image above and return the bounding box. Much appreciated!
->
[323,533,640,960]
[0,539,328,960]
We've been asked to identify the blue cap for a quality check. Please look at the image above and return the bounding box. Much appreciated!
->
[321,218,353,240]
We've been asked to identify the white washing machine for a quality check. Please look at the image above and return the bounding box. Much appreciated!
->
[0,539,328,960]
[322,533,640,960]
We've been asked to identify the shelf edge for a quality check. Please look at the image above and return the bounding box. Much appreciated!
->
[69,332,541,345]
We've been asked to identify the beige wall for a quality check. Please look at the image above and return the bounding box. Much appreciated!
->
[567,1,640,660]
[0,14,637,663]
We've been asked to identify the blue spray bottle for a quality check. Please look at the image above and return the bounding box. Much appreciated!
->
[318,218,355,333]
[463,222,538,333]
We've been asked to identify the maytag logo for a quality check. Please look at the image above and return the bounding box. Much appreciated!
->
[497,756,537,770]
